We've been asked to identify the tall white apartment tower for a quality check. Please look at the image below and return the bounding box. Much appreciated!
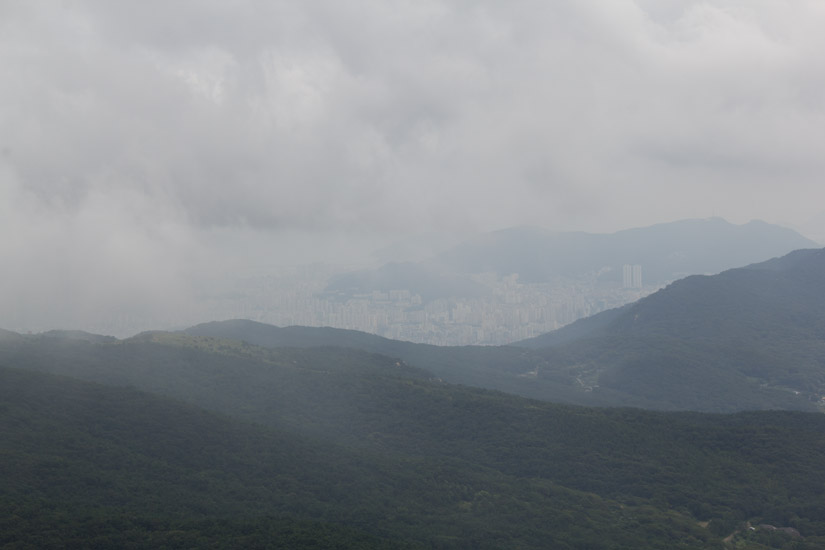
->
[623,264,642,288]
[623,264,633,288]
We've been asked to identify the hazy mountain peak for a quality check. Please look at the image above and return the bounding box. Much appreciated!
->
[430,217,817,284]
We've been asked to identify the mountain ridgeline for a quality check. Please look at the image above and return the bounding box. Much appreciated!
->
[433,218,818,285]
[325,218,818,299]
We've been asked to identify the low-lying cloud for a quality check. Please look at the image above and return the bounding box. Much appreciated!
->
[2,0,824,333]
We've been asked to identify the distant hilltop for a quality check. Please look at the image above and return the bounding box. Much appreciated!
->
[328,217,817,299]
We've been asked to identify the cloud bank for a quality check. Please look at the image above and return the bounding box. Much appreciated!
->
[2,0,824,332]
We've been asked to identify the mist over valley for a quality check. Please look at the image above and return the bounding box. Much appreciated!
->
[5,1,825,548]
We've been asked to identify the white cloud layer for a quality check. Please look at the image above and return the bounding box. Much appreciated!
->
[2,0,825,332]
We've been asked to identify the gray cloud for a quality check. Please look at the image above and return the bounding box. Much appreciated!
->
[2,0,825,333]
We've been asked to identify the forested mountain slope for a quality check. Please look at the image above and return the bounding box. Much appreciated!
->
[0,362,719,549]
[516,248,825,411]
[2,333,825,548]
[185,320,573,401]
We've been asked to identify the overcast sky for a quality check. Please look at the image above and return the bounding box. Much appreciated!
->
[3,0,825,333]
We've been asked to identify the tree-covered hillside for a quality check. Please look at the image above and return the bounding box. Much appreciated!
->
[516,248,825,411]
[0,365,722,549]
[2,333,825,548]
[185,320,573,401]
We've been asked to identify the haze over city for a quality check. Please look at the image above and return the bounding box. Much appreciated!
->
[7,4,825,547]
[3,0,825,334]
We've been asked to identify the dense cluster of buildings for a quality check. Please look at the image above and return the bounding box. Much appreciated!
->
[200,266,653,345]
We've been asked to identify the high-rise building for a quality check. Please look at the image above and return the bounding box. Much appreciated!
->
[623,264,642,288]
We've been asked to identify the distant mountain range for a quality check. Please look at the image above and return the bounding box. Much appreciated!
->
[326,218,818,299]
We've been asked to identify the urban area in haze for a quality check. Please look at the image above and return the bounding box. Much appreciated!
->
[194,257,649,346]
[5,2,825,549]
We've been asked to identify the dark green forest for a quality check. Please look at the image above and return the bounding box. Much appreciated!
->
[517,248,825,412]
[2,329,825,548]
